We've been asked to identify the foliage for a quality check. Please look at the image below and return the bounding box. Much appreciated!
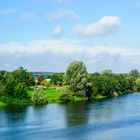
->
[14,83,28,99]
[31,89,48,105]
[37,74,45,85]
[128,69,139,78]
[90,73,135,98]
[100,69,113,75]
[64,61,89,97]
[41,80,51,87]
[57,86,74,103]
[0,95,32,105]
[4,75,17,97]
[134,78,140,92]
[12,67,35,86]
[0,101,6,107]
[0,83,4,96]
[50,73,64,85]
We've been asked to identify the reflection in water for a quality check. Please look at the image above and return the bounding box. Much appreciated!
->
[65,101,88,127]
[4,105,27,122]
[0,93,140,140]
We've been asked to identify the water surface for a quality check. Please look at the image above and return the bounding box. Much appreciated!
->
[0,93,140,140]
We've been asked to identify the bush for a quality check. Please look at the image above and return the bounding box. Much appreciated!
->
[31,89,48,105]
[41,80,51,87]
[57,86,74,103]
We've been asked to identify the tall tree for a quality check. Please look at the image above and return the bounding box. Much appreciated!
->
[64,61,89,97]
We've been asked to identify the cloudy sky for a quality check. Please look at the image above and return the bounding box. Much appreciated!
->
[0,0,140,72]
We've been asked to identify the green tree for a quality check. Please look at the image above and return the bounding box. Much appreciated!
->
[50,73,64,85]
[14,83,28,99]
[37,75,45,85]
[64,61,89,97]
[128,69,139,78]
[4,75,16,97]
[0,83,4,96]
[100,69,113,75]
[31,89,48,105]
[134,78,140,91]
[12,67,35,86]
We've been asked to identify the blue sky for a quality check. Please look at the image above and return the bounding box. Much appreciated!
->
[0,0,140,72]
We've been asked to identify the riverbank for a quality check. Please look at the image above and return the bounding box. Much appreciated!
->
[0,101,6,107]
[0,87,110,107]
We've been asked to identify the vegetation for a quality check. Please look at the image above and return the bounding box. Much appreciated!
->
[63,61,90,97]
[49,73,64,86]
[31,89,48,105]
[0,61,140,106]
[37,74,45,85]
[0,101,6,107]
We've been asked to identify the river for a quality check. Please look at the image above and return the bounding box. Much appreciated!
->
[0,93,140,140]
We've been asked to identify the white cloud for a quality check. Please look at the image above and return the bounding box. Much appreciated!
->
[53,26,63,36]
[0,39,139,72]
[74,16,121,37]
[0,8,16,16]
[21,12,36,22]
[46,9,79,21]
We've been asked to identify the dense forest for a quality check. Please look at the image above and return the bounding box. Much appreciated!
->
[0,61,140,106]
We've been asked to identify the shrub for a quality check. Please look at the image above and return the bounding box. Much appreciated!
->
[57,86,74,103]
[41,80,51,87]
[31,89,48,105]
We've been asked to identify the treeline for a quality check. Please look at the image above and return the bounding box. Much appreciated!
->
[0,67,36,105]
[0,61,140,105]
[46,61,140,102]
[0,67,48,105]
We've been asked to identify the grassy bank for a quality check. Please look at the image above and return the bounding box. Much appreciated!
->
[0,96,32,106]
[0,101,6,107]
[0,88,118,107]
[92,95,107,100]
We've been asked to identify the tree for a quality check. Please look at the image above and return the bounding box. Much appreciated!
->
[0,83,4,96]
[4,75,16,97]
[37,75,45,85]
[31,89,48,105]
[50,73,64,85]
[100,69,112,75]
[134,78,140,91]
[128,69,139,78]
[14,83,28,99]
[64,61,89,97]
[12,67,35,86]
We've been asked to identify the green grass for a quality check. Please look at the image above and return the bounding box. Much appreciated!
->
[70,96,88,102]
[92,95,107,100]
[27,88,59,103]
[0,101,6,107]
[44,89,59,103]
[27,88,34,97]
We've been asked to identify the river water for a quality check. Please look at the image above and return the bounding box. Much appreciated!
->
[0,93,140,140]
